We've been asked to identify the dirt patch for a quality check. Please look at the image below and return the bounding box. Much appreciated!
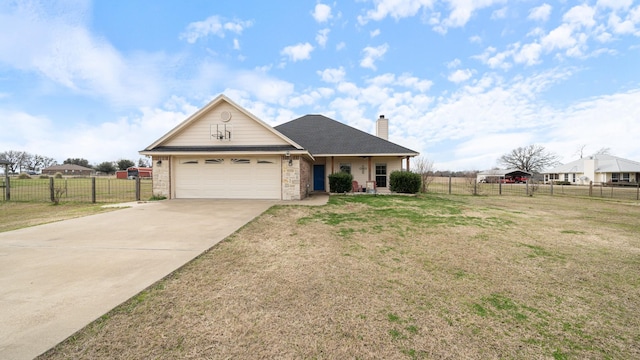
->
[39,194,640,359]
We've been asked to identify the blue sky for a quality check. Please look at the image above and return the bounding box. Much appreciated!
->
[1,0,639,171]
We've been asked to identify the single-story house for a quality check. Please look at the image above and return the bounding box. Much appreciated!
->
[476,169,532,183]
[541,154,640,185]
[42,164,95,177]
[139,94,419,200]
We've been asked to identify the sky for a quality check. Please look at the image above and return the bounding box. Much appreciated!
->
[1,0,639,171]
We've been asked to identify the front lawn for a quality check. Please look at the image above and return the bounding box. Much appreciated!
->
[39,194,640,359]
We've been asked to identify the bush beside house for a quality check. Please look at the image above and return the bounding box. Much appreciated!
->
[329,172,353,193]
[390,171,421,194]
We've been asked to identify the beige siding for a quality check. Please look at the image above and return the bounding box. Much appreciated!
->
[165,103,289,147]
[321,156,403,190]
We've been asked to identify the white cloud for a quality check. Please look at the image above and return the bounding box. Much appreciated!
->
[179,16,253,44]
[358,0,434,24]
[0,1,167,108]
[312,3,332,23]
[316,28,330,48]
[336,42,346,51]
[447,58,462,68]
[360,43,389,70]
[233,38,241,50]
[597,0,634,10]
[608,13,637,34]
[563,4,596,28]
[491,7,507,20]
[317,67,346,83]
[281,42,315,62]
[448,69,474,83]
[439,0,506,32]
[528,3,552,22]
[513,42,542,65]
[370,29,381,37]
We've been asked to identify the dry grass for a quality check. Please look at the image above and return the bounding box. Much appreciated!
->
[0,202,116,233]
[39,194,640,359]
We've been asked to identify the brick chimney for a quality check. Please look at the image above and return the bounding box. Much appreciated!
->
[376,115,388,140]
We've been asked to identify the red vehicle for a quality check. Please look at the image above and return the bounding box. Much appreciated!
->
[500,176,528,184]
[116,167,152,179]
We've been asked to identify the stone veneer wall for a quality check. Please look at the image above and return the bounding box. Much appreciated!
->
[152,156,171,198]
[282,155,303,200]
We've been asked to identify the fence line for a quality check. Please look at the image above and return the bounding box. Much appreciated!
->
[426,176,640,201]
[1,177,153,203]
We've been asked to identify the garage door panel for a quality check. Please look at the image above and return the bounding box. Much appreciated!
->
[175,157,281,199]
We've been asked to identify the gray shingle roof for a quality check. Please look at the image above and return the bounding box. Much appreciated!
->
[275,115,418,156]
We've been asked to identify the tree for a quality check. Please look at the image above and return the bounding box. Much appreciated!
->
[412,156,435,192]
[95,161,116,174]
[138,157,150,167]
[0,150,27,173]
[498,144,561,173]
[117,159,135,171]
[594,147,611,156]
[64,158,91,168]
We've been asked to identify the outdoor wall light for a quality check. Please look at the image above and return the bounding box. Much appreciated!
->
[288,158,293,166]
[156,160,162,166]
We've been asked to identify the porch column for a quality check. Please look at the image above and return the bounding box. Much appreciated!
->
[368,157,372,181]
[406,156,410,171]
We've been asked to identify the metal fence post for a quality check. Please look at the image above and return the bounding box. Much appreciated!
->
[526,180,529,196]
[637,182,639,201]
[589,181,593,197]
[5,176,9,201]
[474,179,477,195]
[49,177,54,202]
[136,177,141,201]
[499,181,502,195]
[550,181,553,196]
[91,177,96,203]
[448,175,452,195]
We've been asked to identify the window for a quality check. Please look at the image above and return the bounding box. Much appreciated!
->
[611,173,619,182]
[375,163,387,188]
[205,159,224,164]
[231,158,250,164]
[339,163,351,174]
[622,173,630,181]
[572,173,576,182]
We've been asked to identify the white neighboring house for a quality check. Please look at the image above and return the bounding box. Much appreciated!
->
[541,154,640,185]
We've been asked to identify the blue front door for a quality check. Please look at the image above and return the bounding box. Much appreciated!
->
[313,165,325,191]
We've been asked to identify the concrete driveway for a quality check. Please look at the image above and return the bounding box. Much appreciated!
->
[0,199,279,360]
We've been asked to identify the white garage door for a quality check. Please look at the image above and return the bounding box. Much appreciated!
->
[175,156,281,199]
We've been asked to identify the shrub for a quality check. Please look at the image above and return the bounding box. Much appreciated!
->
[39,175,49,179]
[328,172,353,193]
[54,172,63,179]
[390,171,421,194]
[18,173,31,179]
[554,181,571,185]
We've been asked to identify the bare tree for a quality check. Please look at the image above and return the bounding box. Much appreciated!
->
[594,147,611,155]
[0,150,27,173]
[412,156,435,192]
[498,144,561,173]
[573,144,587,159]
